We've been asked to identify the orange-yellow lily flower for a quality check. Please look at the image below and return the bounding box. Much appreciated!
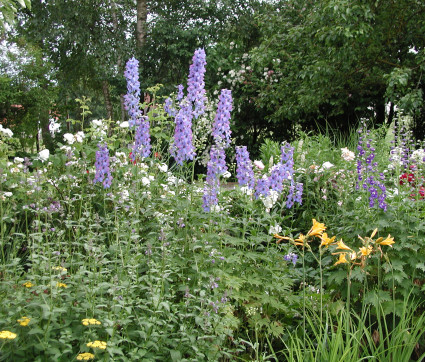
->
[336,239,352,251]
[359,245,373,257]
[294,233,306,246]
[319,233,336,248]
[334,253,349,265]
[307,219,326,237]
[378,235,395,247]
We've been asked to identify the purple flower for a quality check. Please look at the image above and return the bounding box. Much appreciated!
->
[187,48,207,119]
[255,177,270,199]
[203,146,227,211]
[124,57,142,128]
[171,101,196,165]
[284,252,298,266]
[93,143,113,189]
[212,89,232,149]
[164,97,177,117]
[177,84,184,102]
[131,116,151,160]
[235,146,255,189]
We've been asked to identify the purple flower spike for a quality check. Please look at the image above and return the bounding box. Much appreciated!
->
[187,48,207,119]
[171,101,196,165]
[131,116,151,160]
[235,146,255,189]
[212,89,233,149]
[124,57,142,128]
[93,143,113,189]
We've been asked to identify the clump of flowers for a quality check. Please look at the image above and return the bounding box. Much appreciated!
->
[93,143,113,189]
[23,281,33,288]
[17,317,30,326]
[82,318,101,326]
[76,353,95,360]
[87,340,107,349]
[0,331,17,339]
[131,115,151,161]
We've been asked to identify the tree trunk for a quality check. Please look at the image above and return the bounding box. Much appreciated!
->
[136,0,148,49]
[102,80,114,135]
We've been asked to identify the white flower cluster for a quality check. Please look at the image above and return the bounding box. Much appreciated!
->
[411,149,425,164]
[63,132,85,145]
[341,147,355,162]
[0,124,13,138]
[49,118,61,136]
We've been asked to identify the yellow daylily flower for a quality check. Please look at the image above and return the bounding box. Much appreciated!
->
[334,253,349,266]
[359,245,373,257]
[370,228,378,239]
[378,235,395,247]
[294,233,306,246]
[17,317,30,327]
[336,239,352,251]
[319,233,336,248]
[307,219,326,237]
[274,234,291,244]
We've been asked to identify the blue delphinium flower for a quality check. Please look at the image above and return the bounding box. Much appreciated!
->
[212,89,232,149]
[187,48,207,119]
[164,97,176,117]
[235,146,255,189]
[171,101,196,165]
[177,84,184,102]
[124,57,142,128]
[93,143,112,189]
[131,116,151,160]
[255,176,270,199]
[203,146,227,211]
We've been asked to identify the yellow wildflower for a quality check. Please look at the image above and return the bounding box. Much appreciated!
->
[294,233,306,246]
[359,245,373,257]
[23,281,33,288]
[76,353,95,360]
[52,266,67,272]
[378,235,395,247]
[56,282,67,288]
[0,331,17,339]
[307,219,326,237]
[274,234,291,244]
[319,233,336,248]
[82,318,101,326]
[87,340,107,349]
[336,239,352,251]
[334,253,349,266]
[17,317,30,327]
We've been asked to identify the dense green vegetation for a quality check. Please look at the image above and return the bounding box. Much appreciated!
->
[1,1,425,361]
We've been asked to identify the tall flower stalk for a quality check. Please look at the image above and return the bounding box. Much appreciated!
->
[93,143,112,189]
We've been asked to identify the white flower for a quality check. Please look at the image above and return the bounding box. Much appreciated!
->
[158,164,168,173]
[14,157,24,164]
[119,121,129,128]
[320,161,334,170]
[91,119,104,128]
[38,149,50,162]
[411,149,425,163]
[254,160,265,170]
[75,131,85,143]
[49,118,61,135]
[63,133,75,144]
[222,171,231,179]
[3,192,12,197]
[0,125,13,138]
[240,186,254,196]
[210,205,223,213]
[341,147,355,162]
[269,224,282,235]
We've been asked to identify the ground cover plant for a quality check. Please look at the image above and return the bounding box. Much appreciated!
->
[1,49,425,361]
